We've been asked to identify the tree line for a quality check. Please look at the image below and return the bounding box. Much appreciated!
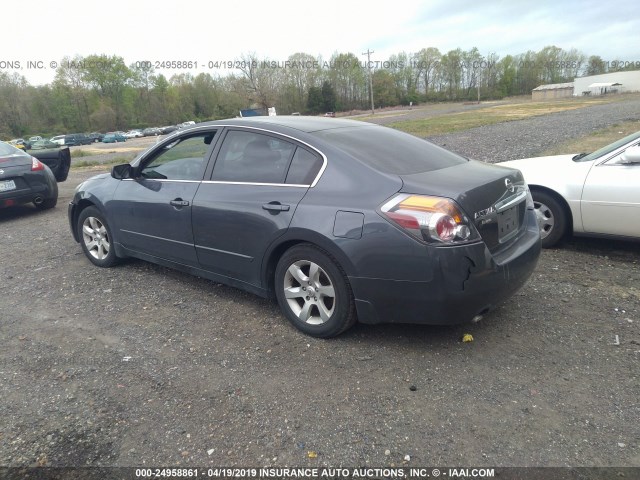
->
[0,46,635,138]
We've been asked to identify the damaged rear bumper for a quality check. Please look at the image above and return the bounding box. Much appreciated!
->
[350,211,541,325]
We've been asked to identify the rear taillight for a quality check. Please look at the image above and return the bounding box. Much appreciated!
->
[31,157,45,171]
[380,194,479,245]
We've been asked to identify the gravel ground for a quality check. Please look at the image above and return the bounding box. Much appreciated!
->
[1,101,639,472]
[365,95,640,162]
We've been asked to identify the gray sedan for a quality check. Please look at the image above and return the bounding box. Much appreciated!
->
[68,117,541,337]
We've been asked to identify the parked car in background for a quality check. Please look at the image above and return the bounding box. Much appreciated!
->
[500,131,640,247]
[160,125,178,135]
[0,140,58,210]
[102,132,127,143]
[50,135,66,145]
[142,127,162,136]
[324,112,336,117]
[29,136,43,143]
[63,133,92,146]
[28,139,60,150]
[124,130,143,139]
[69,117,540,338]
[9,139,28,150]
[88,132,105,143]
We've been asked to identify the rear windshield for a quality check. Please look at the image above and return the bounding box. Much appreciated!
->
[0,142,29,157]
[315,125,467,174]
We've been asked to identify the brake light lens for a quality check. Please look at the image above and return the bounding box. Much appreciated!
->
[31,157,45,171]
[380,194,478,244]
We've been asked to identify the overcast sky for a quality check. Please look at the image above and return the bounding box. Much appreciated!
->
[3,0,639,85]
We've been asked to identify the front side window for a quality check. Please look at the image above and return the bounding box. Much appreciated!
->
[211,130,295,183]
[140,132,215,181]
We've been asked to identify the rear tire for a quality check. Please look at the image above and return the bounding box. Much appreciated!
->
[275,244,356,338]
[35,197,57,210]
[532,190,568,248]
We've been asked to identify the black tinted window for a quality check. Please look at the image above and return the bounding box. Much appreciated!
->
[316,126,467,174]
[286,147,323,185]
[140,133,214,181]
[212,130,294,183]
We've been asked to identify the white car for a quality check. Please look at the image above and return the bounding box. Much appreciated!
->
[50,135,66,145]
[124,130,143,139]
[501,132,640,247]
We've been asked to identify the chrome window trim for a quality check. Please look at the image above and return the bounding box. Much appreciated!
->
[122,178,309,188]
[201,180,308,188]
[134,124,328,187]
[121,179,201,183]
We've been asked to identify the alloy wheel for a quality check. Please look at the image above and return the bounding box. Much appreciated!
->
[283,260,336,325]
[82,216,111,260]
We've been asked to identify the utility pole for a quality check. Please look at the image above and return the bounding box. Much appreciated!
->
[362,49,375,114]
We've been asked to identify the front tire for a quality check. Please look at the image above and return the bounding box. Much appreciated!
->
[275,244,356,338]
[77,206,120,267]
[532,190,568,248]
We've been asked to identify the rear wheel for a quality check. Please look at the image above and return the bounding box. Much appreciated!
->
[77,206,120,267]
[35,197,57,210]
[532,190,568,248]
[275,244,356,338]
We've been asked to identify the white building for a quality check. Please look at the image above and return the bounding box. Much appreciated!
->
[573,70,640,96]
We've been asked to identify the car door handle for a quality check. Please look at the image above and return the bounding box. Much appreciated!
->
[262,202,290,212]
[170,199,190,207]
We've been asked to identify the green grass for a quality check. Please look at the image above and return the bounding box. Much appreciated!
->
[70,149,92,158]
[387,98,614,137]
[71,157,133,169]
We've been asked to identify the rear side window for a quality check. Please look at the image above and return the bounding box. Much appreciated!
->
[286,147,323,185]
[212,130,295,183]
[315,126,467,174]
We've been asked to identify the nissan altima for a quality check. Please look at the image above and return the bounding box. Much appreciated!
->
[68,117,541,337]
[501,131,640,248]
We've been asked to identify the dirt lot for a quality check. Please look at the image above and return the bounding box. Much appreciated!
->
[1,107,639,471]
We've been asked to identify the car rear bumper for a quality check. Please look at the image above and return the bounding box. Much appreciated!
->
[349,210,541,325]
[0,171,57,208]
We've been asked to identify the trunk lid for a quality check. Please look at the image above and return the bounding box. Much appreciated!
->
[399,160,528,252]
[0,152,32,168]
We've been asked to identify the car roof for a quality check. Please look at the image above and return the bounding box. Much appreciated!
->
[196,116,373,134]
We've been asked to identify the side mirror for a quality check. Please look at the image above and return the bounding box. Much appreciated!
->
[620,146,640,165]
[111,163,133,179]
